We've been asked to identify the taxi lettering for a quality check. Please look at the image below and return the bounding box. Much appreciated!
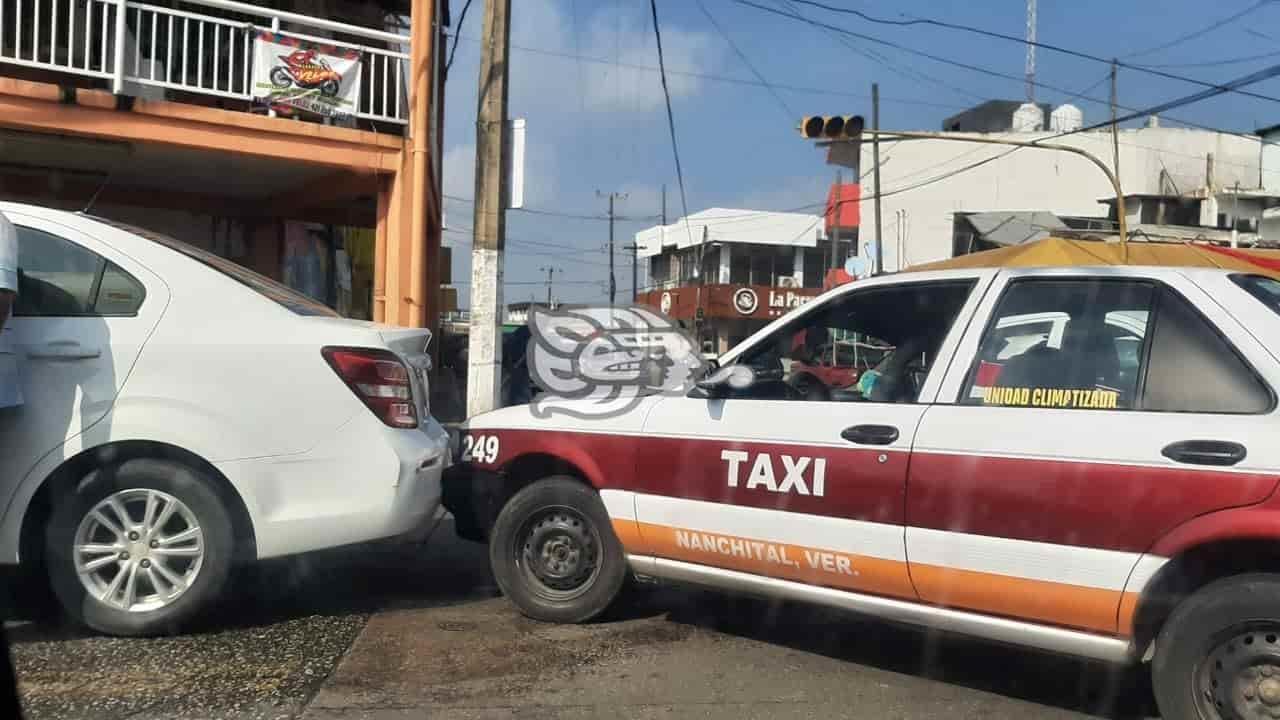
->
[720,450,827,497]
[982,386,1120,409]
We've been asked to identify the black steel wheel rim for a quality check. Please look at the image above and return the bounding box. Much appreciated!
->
[1196,623,1280,720]
[514,504,602,602]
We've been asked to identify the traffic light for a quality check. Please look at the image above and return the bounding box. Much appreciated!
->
[799,115,865,140]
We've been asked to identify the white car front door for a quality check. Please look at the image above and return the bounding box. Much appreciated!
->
[0,212,168,521]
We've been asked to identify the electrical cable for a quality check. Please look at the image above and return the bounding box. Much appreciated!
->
[769,0,1280,104]
[732,0,1280,145]
[858,63,1280,208]
[444,194,660,221]
[694,0,796,118]
[776,0,985,104]
[649,0,696,250]
[1136,49,1280,69]
[1122,0,1275,60]
[443,0,474,74]
[445,31,968,111]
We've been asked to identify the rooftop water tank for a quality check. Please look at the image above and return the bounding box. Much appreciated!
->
[1050,104,1084,132]
[1012,102,1045,132]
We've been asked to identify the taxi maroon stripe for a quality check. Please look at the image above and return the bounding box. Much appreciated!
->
[906,451,1280,554]
[469,428,907,524]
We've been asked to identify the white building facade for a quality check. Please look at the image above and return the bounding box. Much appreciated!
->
[858,125,1280,271]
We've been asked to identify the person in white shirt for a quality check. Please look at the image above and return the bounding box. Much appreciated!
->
[0,211,18,410]
[0,213,22,715]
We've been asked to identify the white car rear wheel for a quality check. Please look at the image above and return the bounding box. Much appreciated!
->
[45,458,235,636]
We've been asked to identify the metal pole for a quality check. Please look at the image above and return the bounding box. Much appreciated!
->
[831,170,841,271]
[608,194,616,306]
[466,0,512,418]
[1233,180,1241,248]
[1111,60,1128,261]
[867,130,1128,243]
[111,0,128,94]
[872,83,885,276]
[541,266,556,307]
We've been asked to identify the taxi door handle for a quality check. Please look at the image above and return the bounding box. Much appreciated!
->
[842,424,899,446]
[1162,440,1247,467]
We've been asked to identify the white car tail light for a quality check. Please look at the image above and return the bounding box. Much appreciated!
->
[322,347,418,429]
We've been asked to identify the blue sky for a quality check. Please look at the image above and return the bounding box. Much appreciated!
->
[441,0,1280,306]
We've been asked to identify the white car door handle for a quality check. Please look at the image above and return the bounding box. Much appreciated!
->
[28,341,102,360]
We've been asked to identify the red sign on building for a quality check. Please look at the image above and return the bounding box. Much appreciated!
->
[825,183,860,232]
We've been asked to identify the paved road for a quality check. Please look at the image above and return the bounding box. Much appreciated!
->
[8,522,1160,719]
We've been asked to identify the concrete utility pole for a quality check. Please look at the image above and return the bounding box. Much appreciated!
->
[466,0,512,418]
[622,242,641,301]
[540,266,558,307]
[598,191,626,307]
[871,83,884,275]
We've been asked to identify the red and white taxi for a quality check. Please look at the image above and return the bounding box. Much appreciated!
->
[445,265,1280,720]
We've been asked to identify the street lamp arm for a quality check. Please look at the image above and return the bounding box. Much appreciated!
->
[852,129,1129,255]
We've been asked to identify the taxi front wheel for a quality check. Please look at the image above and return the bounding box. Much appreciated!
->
[1152,573,1280,720]
[489,476,628,624]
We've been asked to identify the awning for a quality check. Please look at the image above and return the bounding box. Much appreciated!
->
[907,236,1280,279]
[962,211,1068,247]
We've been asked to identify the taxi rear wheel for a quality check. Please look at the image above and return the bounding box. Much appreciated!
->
[489,476,627,624]
[1152,573,1280,720]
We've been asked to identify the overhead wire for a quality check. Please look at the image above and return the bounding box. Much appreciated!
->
[648,0,696,249]
[730,0,1280,144]
[776,0,985,105]
[855,62,1280,213]
[443,0,474,74]
[768,0,1280,104]
[444,193,660,221]
[1121,0,1275,60]
[445,32,969,111]
[1135,49,1280,69]
[694,0,796,119]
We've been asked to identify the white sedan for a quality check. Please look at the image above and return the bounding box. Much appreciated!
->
[0,202,450,636]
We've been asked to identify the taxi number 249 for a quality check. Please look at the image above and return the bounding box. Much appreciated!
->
[460,434,500,464]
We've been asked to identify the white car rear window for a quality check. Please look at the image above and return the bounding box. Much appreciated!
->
[90,216,339,318]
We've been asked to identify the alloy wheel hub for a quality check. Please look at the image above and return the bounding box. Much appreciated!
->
[73,489,205,613]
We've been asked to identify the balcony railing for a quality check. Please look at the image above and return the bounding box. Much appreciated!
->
[0,0,409,124]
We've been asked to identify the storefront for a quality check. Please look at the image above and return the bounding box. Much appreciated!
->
[637,283,823,355]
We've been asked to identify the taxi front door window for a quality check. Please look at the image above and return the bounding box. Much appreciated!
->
[732,281,975,403]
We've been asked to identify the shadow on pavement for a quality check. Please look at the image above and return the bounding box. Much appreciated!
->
[660,589,1158,720]
[4,518,502,642]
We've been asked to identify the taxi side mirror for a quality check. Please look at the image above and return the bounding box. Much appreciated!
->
[694,364,757,397]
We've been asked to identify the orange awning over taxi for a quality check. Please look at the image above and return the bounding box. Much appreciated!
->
[906,237,1280,279]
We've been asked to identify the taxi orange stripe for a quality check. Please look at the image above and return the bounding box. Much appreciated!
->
[615,518,1141,636]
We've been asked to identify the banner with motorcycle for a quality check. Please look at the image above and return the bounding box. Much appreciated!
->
[251,31,362,118]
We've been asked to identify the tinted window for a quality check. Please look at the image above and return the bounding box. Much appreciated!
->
[1142,288,1271,414]
[94,262,146,315]
[1231,274,1280,316]
[14,225,100,316]
[731,281,974,403]
[964,280,1153,409]
[14,226,145,317]
[89,216,339,318]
